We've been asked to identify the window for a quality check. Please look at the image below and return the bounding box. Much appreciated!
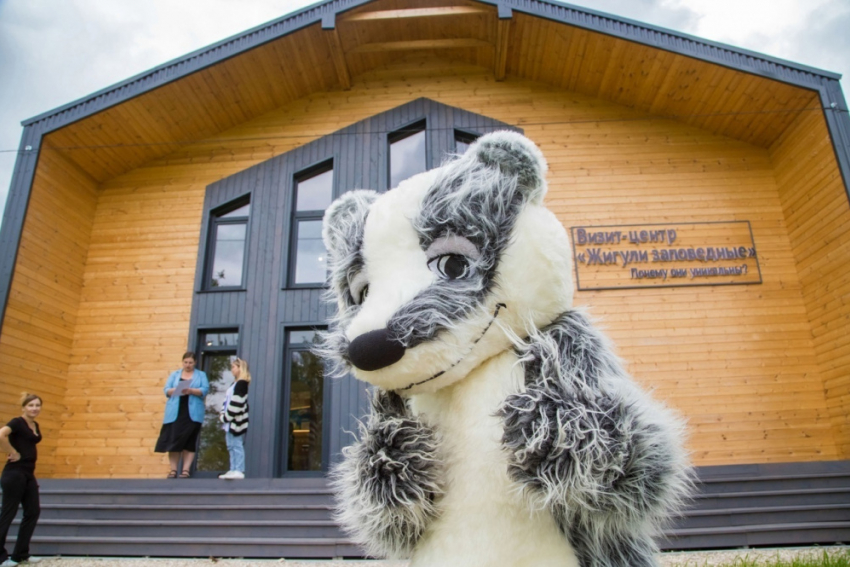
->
[195,330,239,474]
[206,200,250,289]
[454,129,479,154]
[290,164,333,286]
[283,328,326,472]
[389,120,427,188]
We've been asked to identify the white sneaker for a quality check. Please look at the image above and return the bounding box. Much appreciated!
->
[2,558,42,566]
[221,470,245,479]
[218,471,232,479]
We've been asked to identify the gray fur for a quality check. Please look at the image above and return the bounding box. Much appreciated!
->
[500,310,692,567]
[330,390,444,559]
[319,189,378,376]
[386,132,547,349]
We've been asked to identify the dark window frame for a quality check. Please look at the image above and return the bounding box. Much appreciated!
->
[387,118,428,190]
[278,325,331,477]
[194,327,241,477]
[203,196,251,291]
[454,128,480,153]
[286,159,335,289]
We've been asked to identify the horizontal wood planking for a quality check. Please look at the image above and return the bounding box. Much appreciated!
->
[0,148,100,476]
[770,106,850,457]
[36,57,837,477]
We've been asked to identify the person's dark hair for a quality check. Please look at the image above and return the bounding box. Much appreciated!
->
[181,351,196,362]
[19,392,42,407]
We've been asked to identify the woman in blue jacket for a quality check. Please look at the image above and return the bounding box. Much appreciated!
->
[154,351,210,478]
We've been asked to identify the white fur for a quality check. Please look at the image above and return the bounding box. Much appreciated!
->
[409,351,579,567]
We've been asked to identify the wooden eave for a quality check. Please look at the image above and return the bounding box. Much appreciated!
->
[20,0,848,186]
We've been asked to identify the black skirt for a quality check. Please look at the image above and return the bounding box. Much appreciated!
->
[154,396,201,453]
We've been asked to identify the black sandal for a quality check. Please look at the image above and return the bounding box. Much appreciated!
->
[167,470,178,478]
[179,471,191,478]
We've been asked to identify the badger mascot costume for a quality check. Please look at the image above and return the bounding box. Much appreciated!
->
[319,131,690,567]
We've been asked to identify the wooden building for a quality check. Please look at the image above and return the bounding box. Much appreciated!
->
[2,0,850,556]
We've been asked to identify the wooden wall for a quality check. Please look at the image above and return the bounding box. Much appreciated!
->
[0,147,100,477]
[770,105,850,458]
[36,56,838,477]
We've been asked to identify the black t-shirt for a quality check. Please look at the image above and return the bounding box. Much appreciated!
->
[5,417,41,470]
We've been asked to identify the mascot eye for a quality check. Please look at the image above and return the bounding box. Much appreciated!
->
[355,285,369,305]
[348,272,369,306]
[428,254,473,280]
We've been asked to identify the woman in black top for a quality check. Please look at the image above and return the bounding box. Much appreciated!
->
[0,393,42,566]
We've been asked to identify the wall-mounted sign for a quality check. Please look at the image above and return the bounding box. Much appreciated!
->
[570,221,762,290]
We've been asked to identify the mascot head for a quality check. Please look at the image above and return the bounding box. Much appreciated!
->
[320,131,574,395]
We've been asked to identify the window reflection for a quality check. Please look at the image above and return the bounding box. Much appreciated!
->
[297,169,333,211]
[389,124,426,188]
[291,164,332,286]
[210,223,246,287]
[294,220,326,284]
[289,329,322,345]
[454,130,478,155]
[207,199,249,289]
[197,351,237,473]
[287,345,324,472]
[220,203,250,218]
[203,332,239,347]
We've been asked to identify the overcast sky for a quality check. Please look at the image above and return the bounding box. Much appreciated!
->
[1,0,848,224]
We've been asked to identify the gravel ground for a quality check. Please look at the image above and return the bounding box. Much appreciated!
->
[19,546,849,567]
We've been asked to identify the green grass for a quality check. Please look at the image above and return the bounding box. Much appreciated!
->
[669,549,850,567]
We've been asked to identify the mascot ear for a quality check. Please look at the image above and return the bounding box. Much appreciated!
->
[469,130,548,204]
[322,189,378,260]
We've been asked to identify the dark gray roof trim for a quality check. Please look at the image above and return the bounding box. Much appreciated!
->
[23,0,843,133]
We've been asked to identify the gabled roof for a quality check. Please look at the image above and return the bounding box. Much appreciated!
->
[21,0,841,130]
[14,0,850,185]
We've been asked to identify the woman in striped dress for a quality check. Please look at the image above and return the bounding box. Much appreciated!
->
[218,358,250,479]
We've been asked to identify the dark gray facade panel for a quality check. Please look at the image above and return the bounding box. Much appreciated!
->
[0,126,43,334]
[189,99,519,479]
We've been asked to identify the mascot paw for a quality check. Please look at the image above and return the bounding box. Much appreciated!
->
[500,384,630,507]
[362,392,443,496]
[331,390,443,558]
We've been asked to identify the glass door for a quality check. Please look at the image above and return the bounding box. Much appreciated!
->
[196,331,238,476]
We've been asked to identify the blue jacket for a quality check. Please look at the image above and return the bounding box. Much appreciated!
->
[162,369,210,424]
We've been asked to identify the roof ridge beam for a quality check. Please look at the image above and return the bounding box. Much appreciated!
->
[350,38,491,53]
[341,6,488,21]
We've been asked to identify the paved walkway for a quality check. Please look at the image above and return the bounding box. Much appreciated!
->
[20,546,850,566]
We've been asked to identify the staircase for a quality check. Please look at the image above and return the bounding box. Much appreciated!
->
[662,460,850,549]
[4,461,850,558]
[13,477,356,558]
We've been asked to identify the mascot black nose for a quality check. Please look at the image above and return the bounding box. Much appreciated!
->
[348,328,406,371]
